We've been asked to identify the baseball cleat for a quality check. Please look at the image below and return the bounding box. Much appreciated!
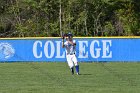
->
[77,73,79,75]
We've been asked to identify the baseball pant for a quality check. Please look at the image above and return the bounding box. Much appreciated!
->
[66,54,78,68]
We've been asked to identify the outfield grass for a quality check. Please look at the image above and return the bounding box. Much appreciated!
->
[0,62,140,93]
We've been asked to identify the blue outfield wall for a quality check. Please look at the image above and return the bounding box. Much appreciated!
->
[0,37,140,62]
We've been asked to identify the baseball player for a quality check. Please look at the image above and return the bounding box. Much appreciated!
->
[62,32,79,75]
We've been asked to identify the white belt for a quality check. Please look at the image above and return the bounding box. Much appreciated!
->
[67,53,75,55]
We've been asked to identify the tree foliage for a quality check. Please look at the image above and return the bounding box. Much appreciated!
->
[0,0,140,37]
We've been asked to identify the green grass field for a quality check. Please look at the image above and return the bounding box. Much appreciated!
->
[0,62,140,93]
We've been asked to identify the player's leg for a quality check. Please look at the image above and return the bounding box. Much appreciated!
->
[72,55,79,75]
[66,55,74,75]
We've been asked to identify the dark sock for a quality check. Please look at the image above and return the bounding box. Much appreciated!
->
[70,67,74,75]
[75,65,79,74]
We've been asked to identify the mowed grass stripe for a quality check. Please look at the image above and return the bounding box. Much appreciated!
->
[0,62,140,93]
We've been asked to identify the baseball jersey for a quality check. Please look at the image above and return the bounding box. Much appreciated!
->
[64,40,76,55]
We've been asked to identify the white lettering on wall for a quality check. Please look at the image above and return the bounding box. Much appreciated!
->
[44,41,55,58]
[90,40,101,58]
[78,41,88,58]
[33,41,42,58]
[55,41,65,58]
[102,40,112,58]
[33,39,112,59]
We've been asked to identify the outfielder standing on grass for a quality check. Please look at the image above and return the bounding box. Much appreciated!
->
[62,32,80,75]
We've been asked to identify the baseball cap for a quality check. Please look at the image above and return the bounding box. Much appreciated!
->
[67,32,73,37]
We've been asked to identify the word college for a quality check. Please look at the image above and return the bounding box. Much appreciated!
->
[33,40,112,59]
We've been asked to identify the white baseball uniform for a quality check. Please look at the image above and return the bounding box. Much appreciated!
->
[64,40,78,68]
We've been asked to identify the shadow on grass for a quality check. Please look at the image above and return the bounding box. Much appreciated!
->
[79,74,92,75]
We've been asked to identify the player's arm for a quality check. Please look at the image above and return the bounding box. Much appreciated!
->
[62,34,68,48]
[68,41,76,46]
[62,39,65,48]
[62,36,65,48]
